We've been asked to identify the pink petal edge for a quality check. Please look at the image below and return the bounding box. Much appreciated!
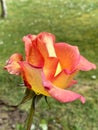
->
[43,81,85,104]
[79,55,96,71]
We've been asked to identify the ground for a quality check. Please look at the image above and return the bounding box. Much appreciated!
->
[0,100,27,130]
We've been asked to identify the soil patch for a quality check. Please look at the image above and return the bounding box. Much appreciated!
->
[0,100,27,130]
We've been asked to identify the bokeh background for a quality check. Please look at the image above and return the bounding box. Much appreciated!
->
[0,0,98,130]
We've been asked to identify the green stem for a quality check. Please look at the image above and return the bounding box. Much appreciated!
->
[25,94,43,130]
[26,97,35,130]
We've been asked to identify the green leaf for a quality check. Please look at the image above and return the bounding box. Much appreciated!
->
[16,88,36,107]
[44,96,51,109]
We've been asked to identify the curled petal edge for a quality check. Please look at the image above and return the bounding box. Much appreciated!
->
[78,56,96,71]
[4,53,23,75]
[43,81,85,104]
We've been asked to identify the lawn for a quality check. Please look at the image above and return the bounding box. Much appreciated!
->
[0,0,98,130]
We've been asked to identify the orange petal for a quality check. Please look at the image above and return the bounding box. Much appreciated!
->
[43,57,58,80]
[43,81,85,103]
[4,53,23,75]
[37,32,56,58]
[23,33,59,81]
[52,69,78,89]
[19,61,49,96]
[54,43,80,72]
[23,34,44,67]
[78,55,96,71]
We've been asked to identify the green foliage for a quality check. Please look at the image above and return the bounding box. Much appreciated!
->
[16,124,24,130]
[0,0,98,130]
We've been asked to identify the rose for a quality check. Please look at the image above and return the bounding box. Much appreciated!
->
[4,32,96,103]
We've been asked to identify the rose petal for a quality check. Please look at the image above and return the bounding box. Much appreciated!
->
[19,61,49,96]
[54,43,80,72]
[4,53,23,75]
[68,80,77,87]
[36,32,60,80]
[43,81,85,103]
[23,34,44,67]
[52,70,77,89]
[78,55,96,71]
[43,57,58,80]
[37,32,56,58]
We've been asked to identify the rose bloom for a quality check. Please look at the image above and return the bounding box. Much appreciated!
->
[4,32,96,103]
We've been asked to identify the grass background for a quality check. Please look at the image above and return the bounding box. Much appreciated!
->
[0,0,98,129]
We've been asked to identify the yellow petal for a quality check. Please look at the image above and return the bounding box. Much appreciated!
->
[52,70,78,89]
[19,62,49,96]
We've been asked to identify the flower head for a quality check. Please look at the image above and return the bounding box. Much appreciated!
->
[4,32,96,103]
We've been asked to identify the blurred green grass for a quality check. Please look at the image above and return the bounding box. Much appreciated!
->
[0,0,98,129]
